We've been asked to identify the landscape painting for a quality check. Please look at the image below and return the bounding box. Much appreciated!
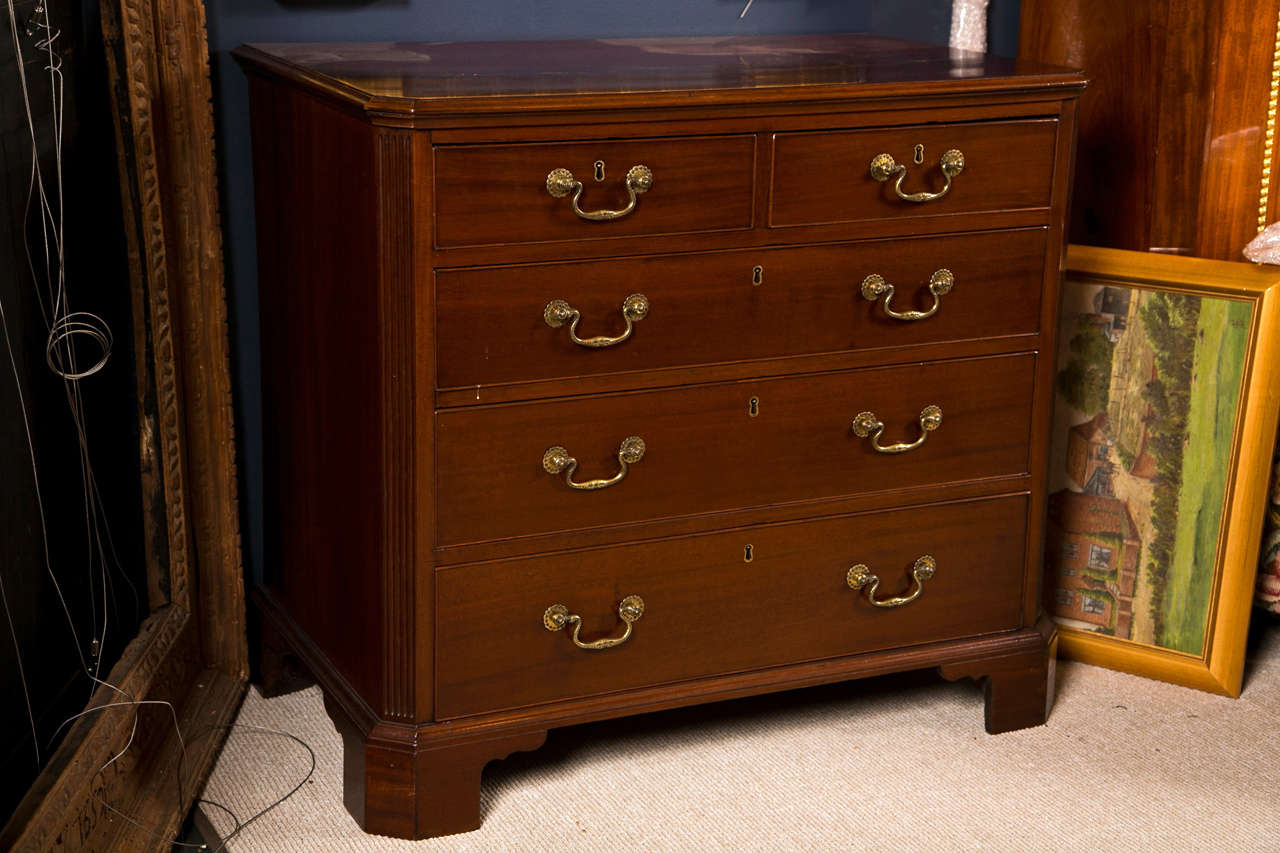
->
[1046,275,1252,657]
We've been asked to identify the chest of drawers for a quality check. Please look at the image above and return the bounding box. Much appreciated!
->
[236,35,1084,839]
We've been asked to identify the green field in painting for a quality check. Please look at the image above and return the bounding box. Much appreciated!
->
[1158,298,1251,654]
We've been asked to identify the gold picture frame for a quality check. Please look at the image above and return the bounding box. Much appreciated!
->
[1047,245,1280,696]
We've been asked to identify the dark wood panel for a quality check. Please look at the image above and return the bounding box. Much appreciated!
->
[412,134,438,723]
[375,130,418,723]
[231,35,1085,120]
[772,119,1058,227]
[1021,96,1078,626]
[428,100,1071,145]
[434,332,1039,410]
[1019,0,1280,259]
[435,228,1047,392]
[263,580,1054,839]
[251,78,386,710]
[429,209,1053,271]
[436,494,1028,718]
[434,478,1032,567]
[433,135,755,247]
[435,353,1036,545]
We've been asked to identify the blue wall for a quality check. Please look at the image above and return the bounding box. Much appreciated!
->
[204,0,1021,583]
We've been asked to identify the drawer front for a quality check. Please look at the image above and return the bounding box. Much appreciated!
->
[436,228,1046,391]
[436,494,1029,718]
[435,353,1034,545]
[771,119,1058,227]
[434,135,756,248]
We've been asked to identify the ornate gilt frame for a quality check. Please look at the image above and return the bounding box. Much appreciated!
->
[0,0,246,848]
[1054,245,1280,695]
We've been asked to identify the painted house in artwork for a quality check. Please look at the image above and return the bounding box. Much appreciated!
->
[1094,285,1132,319]
[1045,489,1141,639]
[1090,287,1131,343]
[1065,413,1111,492]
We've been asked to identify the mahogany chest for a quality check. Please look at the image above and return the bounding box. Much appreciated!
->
[235,35,1084,839]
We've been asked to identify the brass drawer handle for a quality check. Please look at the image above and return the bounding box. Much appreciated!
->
[546,164,653,221]
[542,436,646,490]
[847,555,936,608]
[543,595,645,650]
[869,149,965,202]
[544,293,649,348]
[851,405,942,454]
[861,269,954,321]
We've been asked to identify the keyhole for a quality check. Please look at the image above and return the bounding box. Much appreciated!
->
[914,144,925,164]
[594,160,606,181]
[749,396,759,417]
[752,265,763,286]
[743,544,754,562]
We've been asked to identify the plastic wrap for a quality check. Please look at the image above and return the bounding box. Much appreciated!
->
[949,0,990,53]
[1243,221,1280,264]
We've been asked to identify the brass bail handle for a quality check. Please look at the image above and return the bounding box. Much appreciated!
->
[544,293,649,348]
[861,269,954,321]
[542,436,646,490]
[543,595,645,650]
[851,405,942,454]
[847,555,936,608]
[546,164,654,221]
[869,148,965,203]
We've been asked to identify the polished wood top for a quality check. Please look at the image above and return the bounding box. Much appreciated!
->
[234,34,1084,115]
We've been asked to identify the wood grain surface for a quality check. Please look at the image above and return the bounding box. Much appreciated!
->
[1019,0,1280,259]
[434,135,756,247]
[436,494,1028,718]
[233,35,1085,117]
[435,228,1047,392]
[436,353,1036,545]
[771,119,1059,227]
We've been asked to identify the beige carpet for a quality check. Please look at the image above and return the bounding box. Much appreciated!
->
[199,623,1280,851]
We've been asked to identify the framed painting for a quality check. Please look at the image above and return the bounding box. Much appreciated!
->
[1045,245,1280,695]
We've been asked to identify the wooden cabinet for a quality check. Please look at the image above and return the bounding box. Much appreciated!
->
[1020,0,1280,259]
[236,35,1084,840]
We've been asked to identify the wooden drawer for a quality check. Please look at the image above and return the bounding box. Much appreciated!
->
[433,135,756,248]
[436,228,1046,391]
[771,119,1057,227]
[435,353,1034,546]
[435,493,1028,718]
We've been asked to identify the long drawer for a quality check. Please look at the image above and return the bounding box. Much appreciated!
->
[435,228,1047,391]
[435,353,1035,545]
[435,493,1029,718]
[434,135,756,248]
[771,119,1058,227]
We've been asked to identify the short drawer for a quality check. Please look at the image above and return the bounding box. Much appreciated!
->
[435,353,1034,546]
[771,119,1057,227]
[435,493,1028,718]
[435,228,1047,391]
[433,135,756,248]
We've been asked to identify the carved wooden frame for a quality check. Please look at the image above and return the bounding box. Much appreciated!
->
[0,0,247,848]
